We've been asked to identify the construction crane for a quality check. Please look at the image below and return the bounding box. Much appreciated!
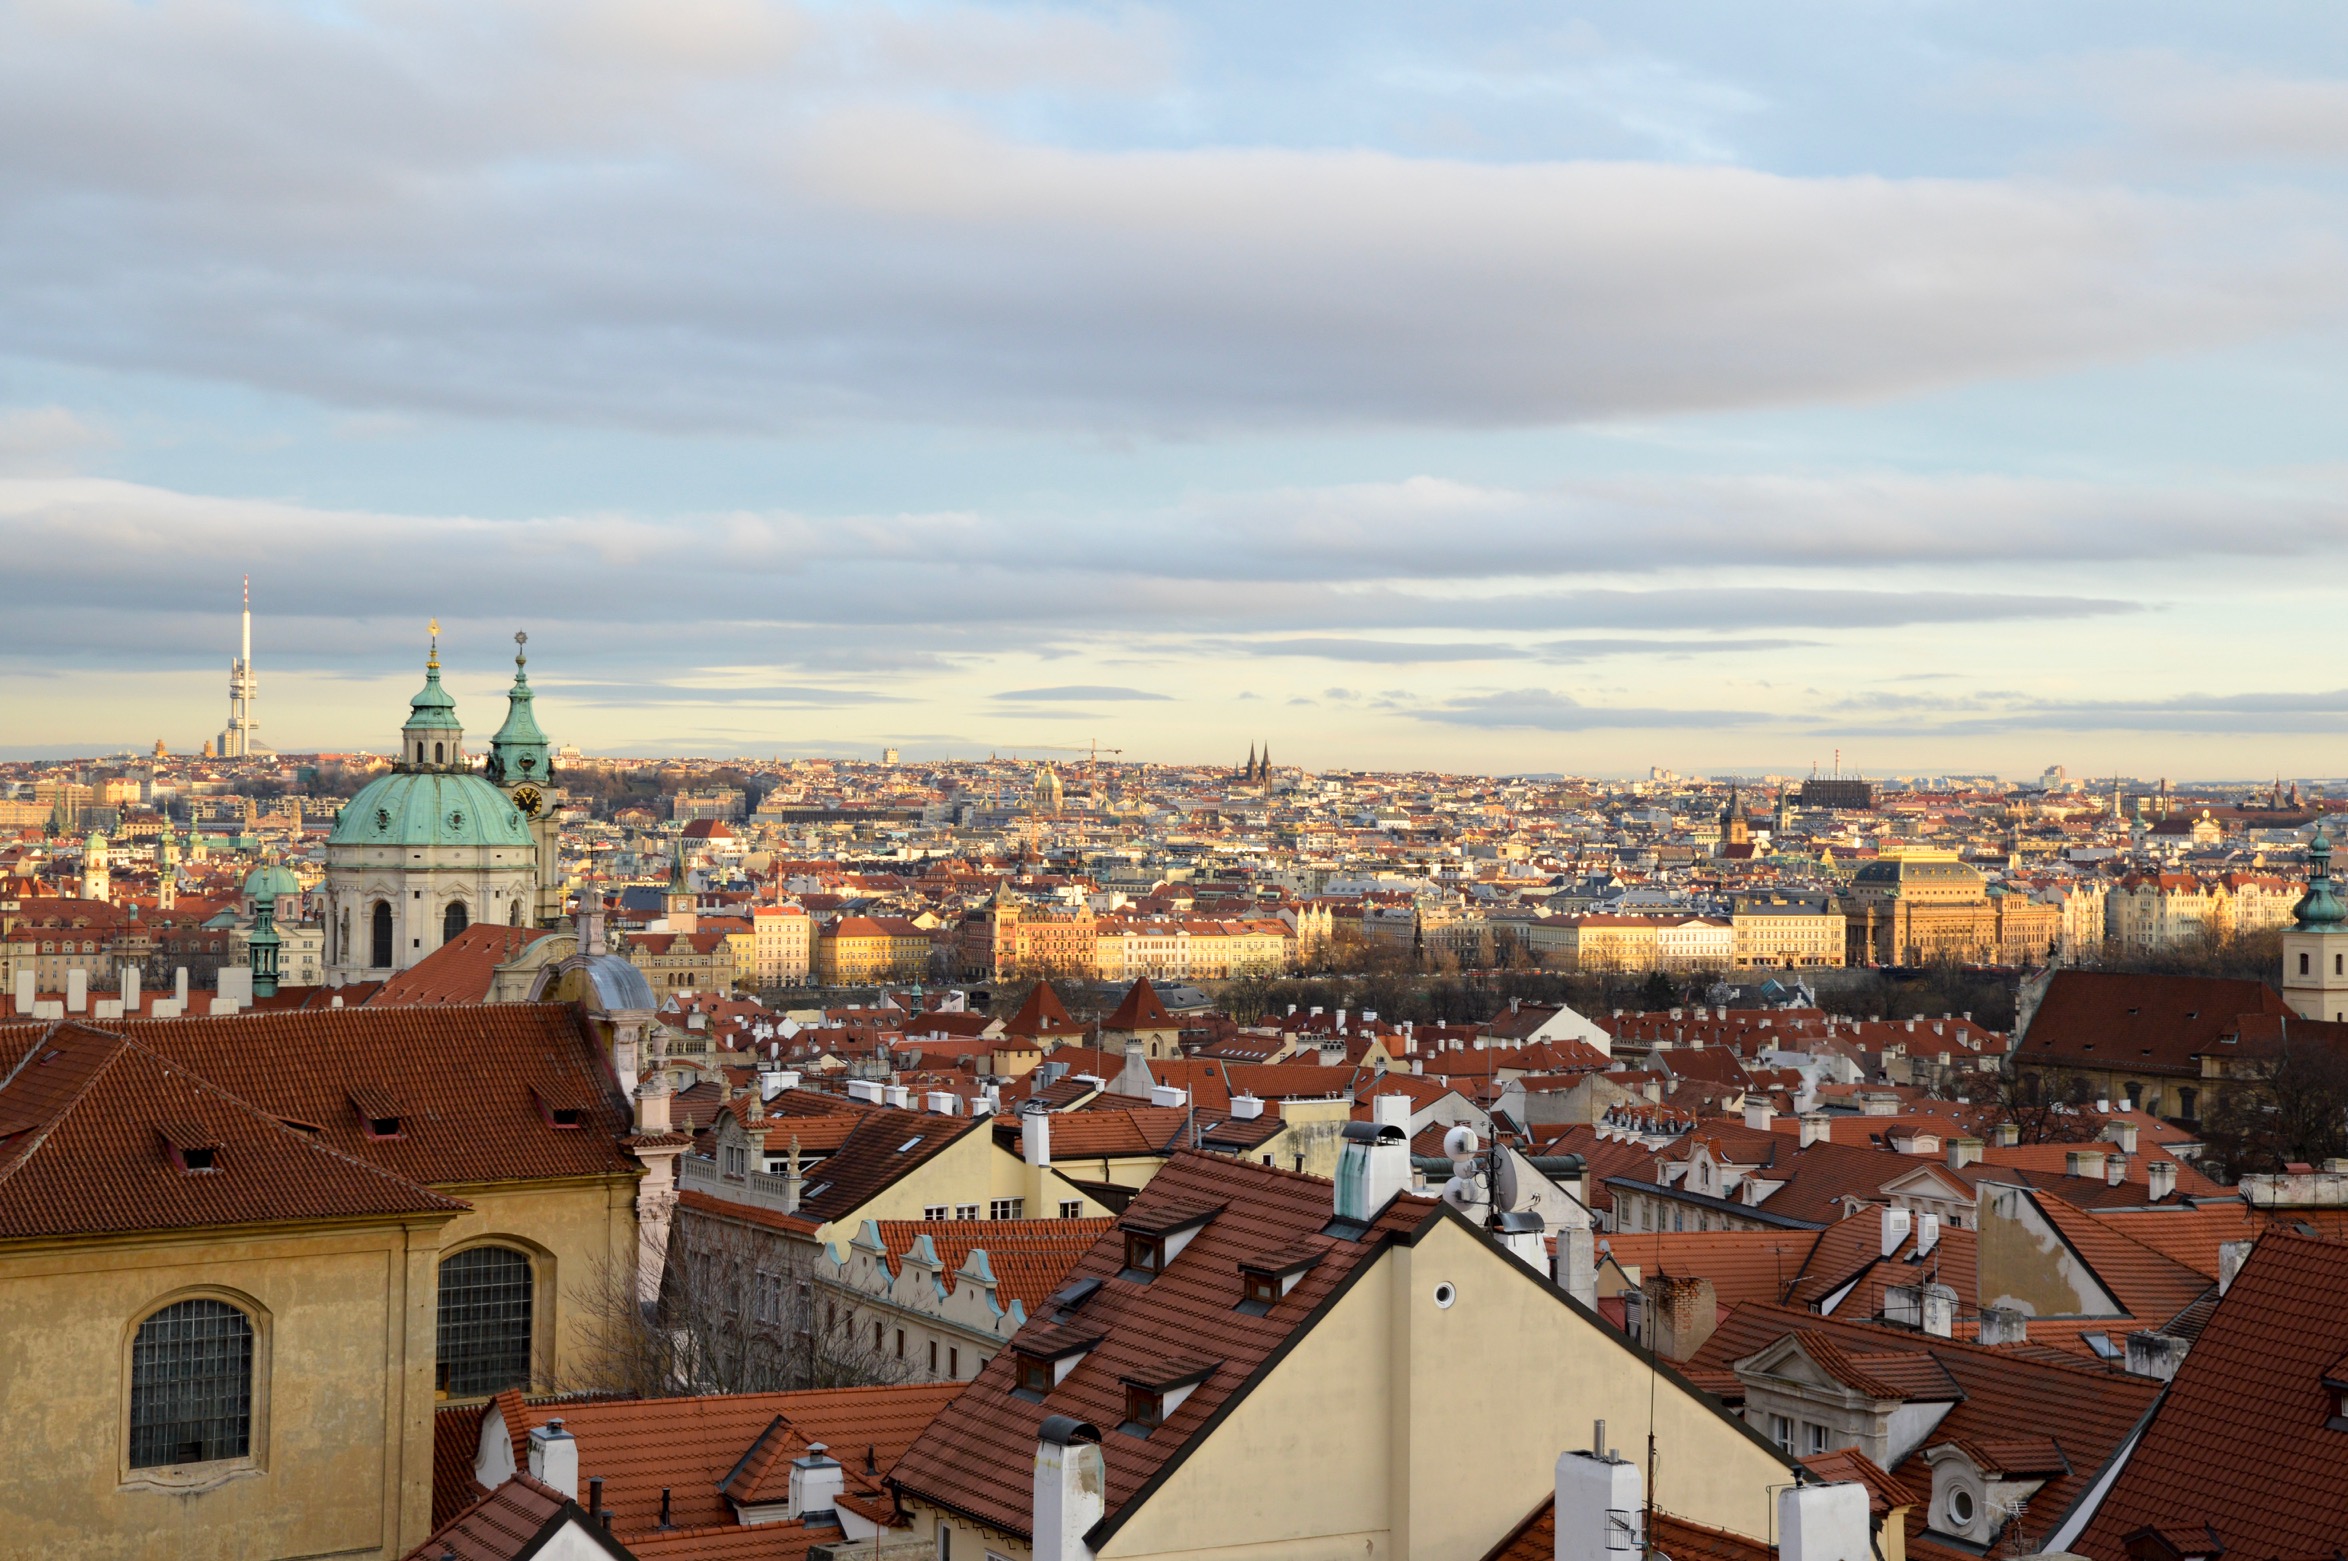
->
[1007,739,1126,770]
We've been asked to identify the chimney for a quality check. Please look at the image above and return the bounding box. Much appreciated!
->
[1033,1416,1104,1561]
[788,1442,843,1521]
[1798,1113,1830,1148]
[2123,1331,2188,1382]
[122,968,138,1010]
[2066,1149,2107,1180]
[1946,1137,1983,1170]
[1777,1482,1871,1561]
[1022,1109,1053,1168]
[527,1419,578,1499]
[927,1091,961,1115]
[1744,1100,1776,1133]
[1976,1306,2029,1347]
[2096,1096,2111,1114]
[883,1083,911,1110]
[2106,1119,2140,1154]
[2147,1159,2177,1200]
[1373,1093,1411,1132]
[634,1083,671,1135]
[1881,1207,1912,1257]
[1919,1281,1956,1338]
[1915,1211,1940,1258]
[1641,1274,1718,1362]
[1230,1094,1264,1120]
[66,968,86,1013]
[1148,1084,1187,1109]
[11,970,30,1016]
[1992,1121,2019,1147]
[2218,1239,2253,1296]
[1555,1447,1642,1561]
[1334,1116,1410,1223]
[2106,1153,2128,1187]
[175,965,190,1005]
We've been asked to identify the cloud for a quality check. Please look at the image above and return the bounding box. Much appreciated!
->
[1413,688,1762,731]
[992,684,1171,702]
[0,3,2331,435]
[0,406,115,474]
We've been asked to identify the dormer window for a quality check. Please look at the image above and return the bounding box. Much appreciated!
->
[1017,1356,1053,1396]
[1115,1358,1218,1437]
[1124,1231,1165,1277]
[159,1121,220,1174]
[1116,1200,1224,1284]
[1009,1325,1101,1401]
[352,1088,406,1140]
[1235,1246,1322,1315]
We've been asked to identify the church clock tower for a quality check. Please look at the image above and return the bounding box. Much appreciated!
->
[486,631,564,925]
[2283,829,2348,1021]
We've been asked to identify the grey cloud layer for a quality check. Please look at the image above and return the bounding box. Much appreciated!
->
[0,2,2334,433]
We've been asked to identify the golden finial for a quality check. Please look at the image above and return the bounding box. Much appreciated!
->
[427,618,441,670]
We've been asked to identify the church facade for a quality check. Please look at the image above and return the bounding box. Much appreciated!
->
[322,631,562,984]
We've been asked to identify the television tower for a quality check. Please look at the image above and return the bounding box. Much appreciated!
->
[217,577,267,759]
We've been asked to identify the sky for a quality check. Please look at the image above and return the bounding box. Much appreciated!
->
[6,1,2348,778]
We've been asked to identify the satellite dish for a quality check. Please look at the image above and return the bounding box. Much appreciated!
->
[1442,1176,1478,1209]
[1492,1153,1523,1214]
[1443,1125,1479,1159]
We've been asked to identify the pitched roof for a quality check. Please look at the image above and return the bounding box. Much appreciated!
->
[2075,1230,2348,1559]
[2017,970,2299,1079]
[701,1105,983,1228]
[1689,1302,2159,1531]
[2017,1189,2214,1325]
[403,1473,628,1561]
[1002,982,1083,1041]
[889,1151,1438,1541]
[871,1217,1117,1309]
[1482,1498,1771,1561]
[0,1020,466,1241]
[1102,976,1176,1033]
[370,924,563,1006]
[1595,1229,1823,1306]
[0,1004,638,1190]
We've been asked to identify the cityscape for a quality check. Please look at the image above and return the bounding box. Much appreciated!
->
[8,3,2348,1560]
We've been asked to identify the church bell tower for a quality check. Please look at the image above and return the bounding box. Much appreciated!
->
[486,631,564,925]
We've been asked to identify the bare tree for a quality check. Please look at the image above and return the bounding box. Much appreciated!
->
[2199,1038,2348,1180]
[567,1220,912,1397]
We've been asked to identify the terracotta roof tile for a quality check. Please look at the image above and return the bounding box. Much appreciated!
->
[871,1217,1116,1309]
[402,1473,613,1561]
[370,924,563,1007]
[1102,977,1176,1033]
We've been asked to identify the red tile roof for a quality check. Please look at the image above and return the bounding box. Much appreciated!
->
[370,924,564,1006]
[1002,982,1084,1041]
[0,1020,466,1241]
[1102,976,1176,1033]
[871,1217,1117,1309]
[889,1151,1440,1542]
[0,1004,640,1189]
[403,1473,622,1561]
[1482,1498,1770,1561]
[2016,1189,2214,1325]
[2075,1230,2348,1559]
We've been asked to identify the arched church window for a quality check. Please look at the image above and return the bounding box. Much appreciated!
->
[511,899,526,927]
[443,901,469,942]
[434,742,444,765]
[371,901,393,968]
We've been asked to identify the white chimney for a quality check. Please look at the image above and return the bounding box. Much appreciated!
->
[1777,1481,1870,1561]
[927,1090,961,1115]
[788,1442,843,1519]
[1149,1084,1187,1109]
[122,968,139,1009]
[846,1079,883,1104]
[1914,1211,1940,1258]
[1033,1416,1104,1561]
[1022,1109,1053,1168]
[527,1419,578,1499]
[2106,1119,2140,1154]
[1798,1114,1830,1148]
[1372,1094,1411,1132]
[1554,1447,1642,1561]
[1335,1117,1411,1223]
[175,965,190,1004]
[634,1085,671,1135]
[2218,1239,2253,1296]
[1880,1207,1911,1257]
[66,968,86,1013]
[2147,1159,2177,1200]
[11,970,30,1016]
[2106,1153,2128,1187]
[1744,1100,1775,1132]
[883,1083,911,1110]
[1976,1306,2028,1347]
[1230,1094,1264,1120]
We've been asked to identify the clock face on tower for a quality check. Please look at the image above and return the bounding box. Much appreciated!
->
[512,784,544,820]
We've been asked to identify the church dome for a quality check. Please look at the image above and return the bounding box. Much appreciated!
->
[242,861,302,905]
[328,771,533,850]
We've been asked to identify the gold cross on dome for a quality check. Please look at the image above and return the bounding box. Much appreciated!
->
[427,618,441,669]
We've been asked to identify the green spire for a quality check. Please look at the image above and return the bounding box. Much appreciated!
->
[249,897,281,998]
[2296,829,2347,931]
[401,619,463,758]
[487,629,552,787]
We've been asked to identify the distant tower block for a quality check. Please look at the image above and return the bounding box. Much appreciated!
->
[216,576,273,759]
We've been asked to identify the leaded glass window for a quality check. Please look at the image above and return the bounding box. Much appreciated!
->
[129,1299,254,1468]
[437,1246,532,1397]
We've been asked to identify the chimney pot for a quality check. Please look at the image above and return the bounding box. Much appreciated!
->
[1776,1482,1871,1561]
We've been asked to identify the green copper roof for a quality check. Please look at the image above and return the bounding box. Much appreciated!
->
[487,633,552,786]
[327,771,533,850]
[402,631,463,735]
[242,861,302,904]
[2296,830,2348,931]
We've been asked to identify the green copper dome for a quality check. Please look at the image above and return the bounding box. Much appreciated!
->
[242,860,302,906]
[2296,830,2348,931]
[402,629,463,736]
[328,771,533,850]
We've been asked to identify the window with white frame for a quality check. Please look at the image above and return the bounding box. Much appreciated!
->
[1059,1200,1084,1219]
[954,1204,980,1221]
[990,1198,1024,1220]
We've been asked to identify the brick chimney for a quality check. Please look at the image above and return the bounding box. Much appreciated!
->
[1641,1274,1718,1362]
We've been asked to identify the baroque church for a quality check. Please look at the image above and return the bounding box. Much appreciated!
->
[321,628,563,984]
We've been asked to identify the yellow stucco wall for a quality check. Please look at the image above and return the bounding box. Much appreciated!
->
[435,1175,642,1396]
[810,1131,1113,1245]
[1099,1217,1792,1561]
[0,1217,450,1561]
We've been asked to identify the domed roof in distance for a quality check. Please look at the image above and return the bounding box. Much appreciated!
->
[328,771,533,850]
[581,954,657,1013]
[243,861,303,902]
